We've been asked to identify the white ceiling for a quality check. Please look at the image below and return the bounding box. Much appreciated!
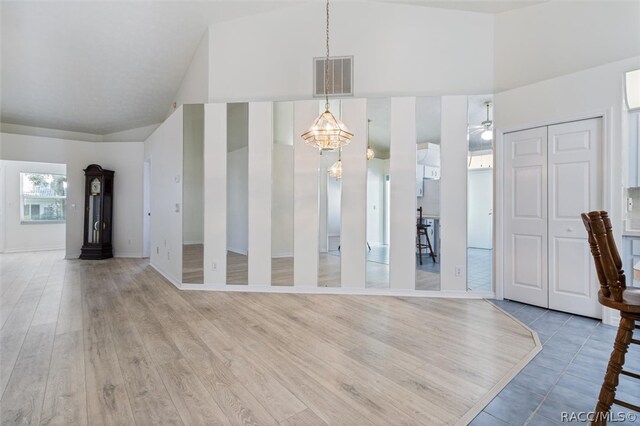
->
[1,1,294,134]
[380,0,548,14]
[1,1,535,136]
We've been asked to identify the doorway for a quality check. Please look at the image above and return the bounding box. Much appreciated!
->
[143,158,151,258]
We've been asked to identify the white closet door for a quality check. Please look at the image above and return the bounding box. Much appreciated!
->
[504,127,549,308]
[548,118,602,318]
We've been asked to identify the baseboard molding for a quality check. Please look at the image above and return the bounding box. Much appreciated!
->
[455,300,542,426]
[227,247,248,256]
[149,263,182,289]
[183,241,204,246]
[271,253,293,258]
[179,282,495,299]
[114,252,144,258]
[2,246,65,254]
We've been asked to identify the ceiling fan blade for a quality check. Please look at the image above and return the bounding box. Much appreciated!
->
[469,128,484,135]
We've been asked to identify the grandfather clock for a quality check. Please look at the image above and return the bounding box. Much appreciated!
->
[80,164,114,259]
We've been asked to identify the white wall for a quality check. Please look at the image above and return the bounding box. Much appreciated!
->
[494,1,640,91]
[209,2,493,101]
[0,160,66,252]
[173,29,210,109]
[144,107,184,284]
[1,133,144,258]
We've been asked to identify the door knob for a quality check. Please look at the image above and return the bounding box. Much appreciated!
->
[567,227,574,232]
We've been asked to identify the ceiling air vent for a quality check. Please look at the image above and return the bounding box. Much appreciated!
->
[314,56,353,98]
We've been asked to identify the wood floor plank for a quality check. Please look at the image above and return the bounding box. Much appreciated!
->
[40,330,87,425]
[55,265,83,335]
[82,277,136,426]
[156,358,230,426]
[0,323,56,426]
[280,408,327,426]
[201,381,278,426]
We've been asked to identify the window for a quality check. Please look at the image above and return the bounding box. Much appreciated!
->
[20,172,67,222]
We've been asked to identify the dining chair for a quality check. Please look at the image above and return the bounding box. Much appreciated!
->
[417,207,436,264]
[582,211,640,425]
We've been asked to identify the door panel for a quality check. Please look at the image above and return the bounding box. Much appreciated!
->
[548,119,602,317]
[504,127,548,307]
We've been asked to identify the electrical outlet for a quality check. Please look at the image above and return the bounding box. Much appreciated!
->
[455,265,463,277]
[628,197,634,212]
[212,262,217,271]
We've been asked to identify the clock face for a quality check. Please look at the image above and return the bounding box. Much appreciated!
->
[90,178,101,195]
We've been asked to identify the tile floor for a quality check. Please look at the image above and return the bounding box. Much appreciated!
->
[468,248,493,292]
[471,300,640,425]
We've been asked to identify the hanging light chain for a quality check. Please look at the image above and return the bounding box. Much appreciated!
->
[324,0,330,111]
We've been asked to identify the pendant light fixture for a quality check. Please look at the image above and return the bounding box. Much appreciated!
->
[301,0,353,151]
[366,118,375,160]
[328,148,343,180]
[480,101,493,141]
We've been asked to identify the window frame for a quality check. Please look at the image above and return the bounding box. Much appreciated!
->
[19,172,67,224]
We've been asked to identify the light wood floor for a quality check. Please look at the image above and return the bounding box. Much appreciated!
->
[0,251,536,425]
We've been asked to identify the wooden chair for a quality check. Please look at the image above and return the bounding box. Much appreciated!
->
[417,207,437,264]
[581,211,640,425]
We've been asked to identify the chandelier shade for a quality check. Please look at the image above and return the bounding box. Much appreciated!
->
[301,0,353,152]
[302,109,353,151]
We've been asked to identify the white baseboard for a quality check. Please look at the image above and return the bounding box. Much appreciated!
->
[2,246,64,254]
[227,247,248,256]
[183,241,204,246]
[271,252,293,258]
[179,281,495,299]
[114,252,144,258]
[149,262,182,289]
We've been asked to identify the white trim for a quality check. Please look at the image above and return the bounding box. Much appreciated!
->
[456,300,542,426]
[2,246,64,254]
[227,247,248,256]
[179,279,495,298]
[150,262,182,289]
[114,252,144,258]
[495,109,611,319]
[183,241,204,246]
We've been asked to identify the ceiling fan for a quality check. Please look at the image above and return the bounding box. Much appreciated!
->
[469,101,493,141]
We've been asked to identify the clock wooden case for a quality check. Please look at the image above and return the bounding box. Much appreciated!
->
[80,164,115,260]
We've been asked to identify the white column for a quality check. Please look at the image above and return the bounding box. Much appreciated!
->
[293,100,320,287]
[440,95,468,292]
[203,103,227,285]
[248,102,273,286]
[389,97,417,290]
[340,98,367,288]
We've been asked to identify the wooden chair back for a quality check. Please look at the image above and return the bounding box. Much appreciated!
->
[581,210,626,303]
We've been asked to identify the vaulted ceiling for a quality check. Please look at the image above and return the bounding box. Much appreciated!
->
[1,1,540,136]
